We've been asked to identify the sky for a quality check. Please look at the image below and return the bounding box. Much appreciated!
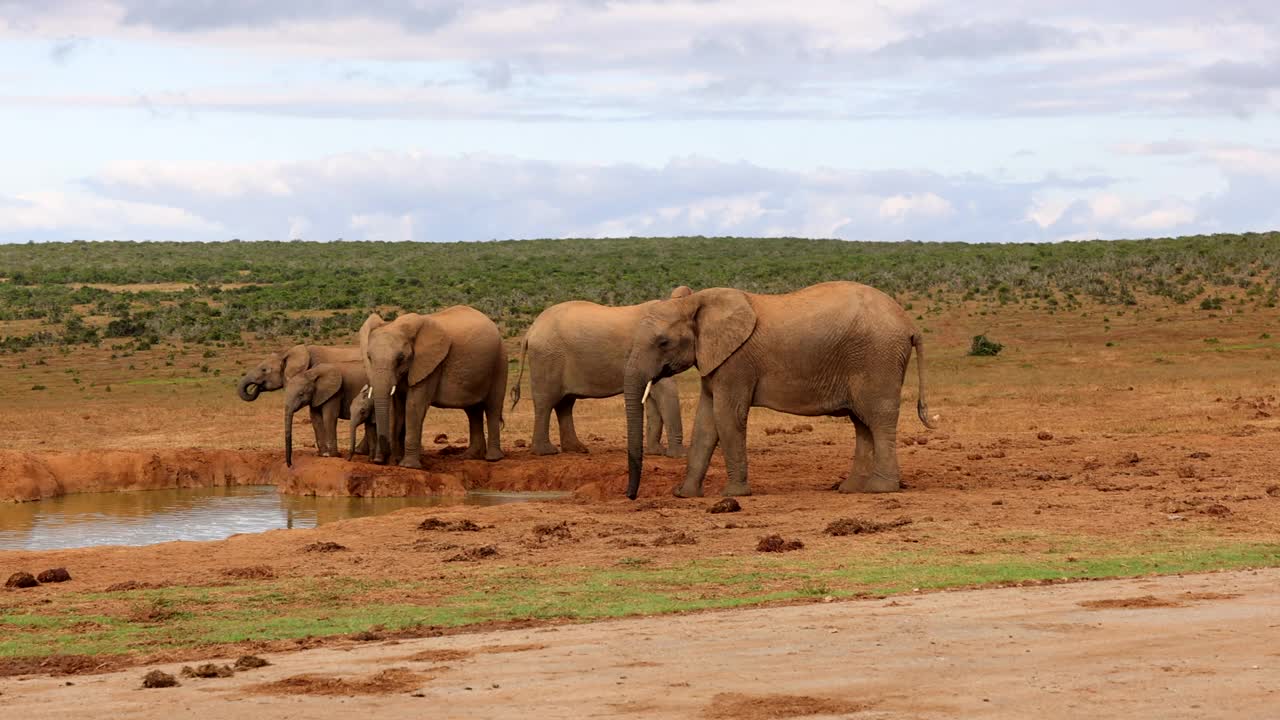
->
[0,0,1278,244]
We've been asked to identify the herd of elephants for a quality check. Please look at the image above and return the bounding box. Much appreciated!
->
[236,281,937,500]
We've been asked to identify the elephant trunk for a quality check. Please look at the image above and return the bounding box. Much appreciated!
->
[349,411,362,459]
[284,402,297,467]
[374,393,391,464]
[624,370,647,500]
[237,376,261,402]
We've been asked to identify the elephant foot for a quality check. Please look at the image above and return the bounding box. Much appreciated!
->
[644,445,665,457]
[485,449,505,462]
[461,447,486,461]
[319,450,332,458]
[532,443,560,456]
[664,445,688,459]
[838,474,899,493]
[561,442,590,454]
[673,483,704,498]
[722,483,752,497]
[398,456,424,470]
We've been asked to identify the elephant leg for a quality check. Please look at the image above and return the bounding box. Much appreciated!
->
[675,383,719,498]
[865,418,901,492]
[461,406,488,460]
[399,380,436,470]
[713,393,752,497]
[644,395,665,456]
[531,389,560,456]
[656,379,685,458]
[484,380,505,462]
[556,397,589,453]
[839,415,876,493]
[320,401,340,457]
[355,428,371,456]
[309,407,326,456]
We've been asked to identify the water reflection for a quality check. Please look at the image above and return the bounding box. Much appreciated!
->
[0,486,568,551]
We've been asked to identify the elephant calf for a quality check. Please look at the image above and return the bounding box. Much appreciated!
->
[238,343,369,456]
[283,363,372,467]
[623,281,937,499]
[511,286,692,457]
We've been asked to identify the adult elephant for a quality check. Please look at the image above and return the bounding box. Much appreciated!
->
[622,281,937,500]
[237,344,371,455]
[511,286,692,457]
[360,307,507,469]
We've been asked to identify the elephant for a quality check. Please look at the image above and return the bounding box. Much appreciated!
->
[360,306,508,469]
[347,384,406,464]
[622,281,937,500]
[283,363,372,467]
[237,344,370,456]
[510,286,693,457]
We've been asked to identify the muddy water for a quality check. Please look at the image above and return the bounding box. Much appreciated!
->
[0,486,568,551]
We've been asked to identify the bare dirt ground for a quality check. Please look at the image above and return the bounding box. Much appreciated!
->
[1,297,1278,715]
[3,568,1276,719]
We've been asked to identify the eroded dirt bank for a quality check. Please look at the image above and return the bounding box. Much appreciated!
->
[3,568,1277,720]
[0,448,639,503]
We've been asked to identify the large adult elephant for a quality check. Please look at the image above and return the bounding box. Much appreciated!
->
[511,286,692,457]
[622,281,937,500]
[237,344,370,455]
[360,307,507,469]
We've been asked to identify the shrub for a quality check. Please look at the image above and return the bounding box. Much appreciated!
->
[968,334,1004,357]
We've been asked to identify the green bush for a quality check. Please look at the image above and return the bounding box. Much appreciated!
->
[969,335,1004,357]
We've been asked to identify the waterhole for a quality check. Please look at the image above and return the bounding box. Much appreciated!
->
[0,486,568,551]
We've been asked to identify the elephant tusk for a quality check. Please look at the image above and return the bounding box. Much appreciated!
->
[363,385,372,399]
[641,380,653,405]
[390,384,396,397]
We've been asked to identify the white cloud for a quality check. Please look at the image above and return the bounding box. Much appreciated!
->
[0,190,220,239]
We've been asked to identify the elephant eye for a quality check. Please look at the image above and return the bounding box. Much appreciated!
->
[656,335,671,348]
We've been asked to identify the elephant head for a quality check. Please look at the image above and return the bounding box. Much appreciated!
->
[360,312,451,456]
[624,289,756,499]
[283,365,342,467]
[238,345,311,401]
[349,385,374,459]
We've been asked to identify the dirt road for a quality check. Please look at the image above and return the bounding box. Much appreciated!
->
[3,569,1275,719]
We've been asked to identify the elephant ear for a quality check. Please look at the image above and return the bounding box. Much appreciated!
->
[669,285,693,299]
[694,289,757,375]
[313,366,343,407]
[409,315,452,386]
[358,313,385,358]
[282,345,312,380]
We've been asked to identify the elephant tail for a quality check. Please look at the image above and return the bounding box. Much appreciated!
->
[509,335,529,411]
[911,333,939,430]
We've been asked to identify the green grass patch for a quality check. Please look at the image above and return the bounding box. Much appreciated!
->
[3,542,1277,660]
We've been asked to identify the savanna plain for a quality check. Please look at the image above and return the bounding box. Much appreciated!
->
[1,235,1278,718]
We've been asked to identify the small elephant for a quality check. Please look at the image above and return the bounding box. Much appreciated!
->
[623,281,937,499]
[511,286,692,457]
[238,344,370,456]
[347,385,405,462]
[283,363,371,467]
[360,306,508,469]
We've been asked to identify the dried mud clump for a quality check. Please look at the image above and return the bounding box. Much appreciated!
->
[702,692,868,719]
[433,433,449,444]
[824,517,913,536]
[417,518,481,532]
[5,572,38,589]
[756,535,804,553]
[222,565,275,580]
[764,423,814,436]
[1200,503,1232,517]
[1037,431,1055,441]
[234,655,271,671]
[707,498,741,514]
[653,531,698,546]
[253,668,421,696]
[302,541,348,553]
[1079,595,1182,610]
[141,670,179,689]
[36,568,72,584]
[181,663,234,679]
[445,545,499,562]
[531,521,573,541]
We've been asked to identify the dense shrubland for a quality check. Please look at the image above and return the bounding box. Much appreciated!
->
[1,233,1277,351]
